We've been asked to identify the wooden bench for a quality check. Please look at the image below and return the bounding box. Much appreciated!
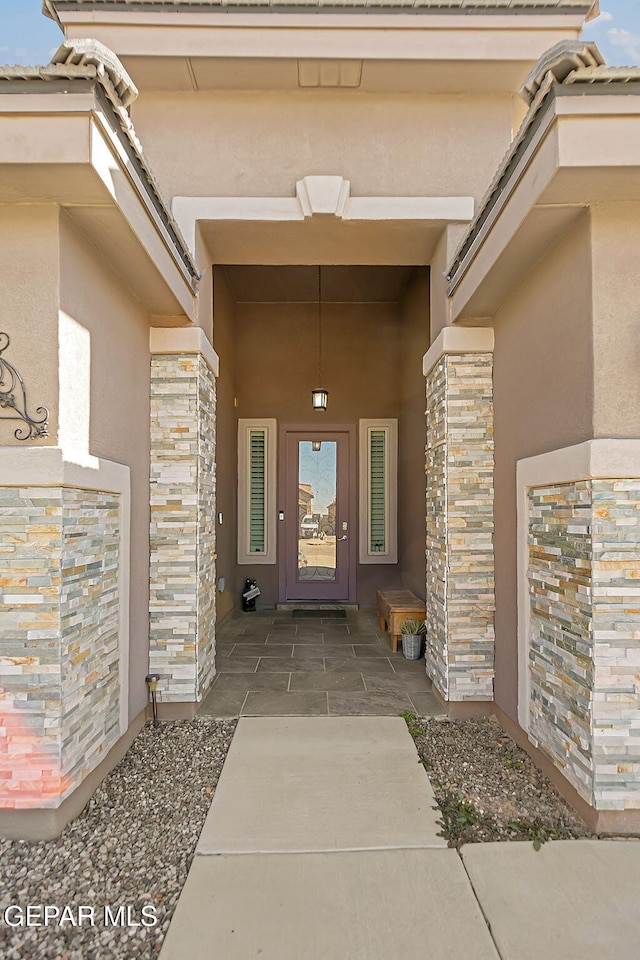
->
[376,590,426,653]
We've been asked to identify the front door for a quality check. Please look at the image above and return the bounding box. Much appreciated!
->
[280,428,354,602]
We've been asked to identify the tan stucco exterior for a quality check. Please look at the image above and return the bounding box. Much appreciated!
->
[132,90,514,205]
[3,6,640,833]
[492,211,594,719]
[212,266,238,624]
[0,205,60,447]
[444,60,640,734]
[59,210,152,720]
[398,268,431,599]
[230,295,421,606]
[0,204,164,722]
[591,202,640,439]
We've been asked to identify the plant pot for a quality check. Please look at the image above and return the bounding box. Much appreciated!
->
[402,633,424,660]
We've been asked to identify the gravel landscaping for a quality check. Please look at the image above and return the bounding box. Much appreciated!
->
[0,718,236,960]
[406,714,593,847]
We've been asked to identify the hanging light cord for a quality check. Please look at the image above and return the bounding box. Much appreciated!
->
[317,265,322,387]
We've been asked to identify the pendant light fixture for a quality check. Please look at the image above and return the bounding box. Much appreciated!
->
[311,265,328,412]
[311,441,322,452]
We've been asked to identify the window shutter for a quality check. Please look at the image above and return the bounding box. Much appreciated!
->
[369,430,386,553]
[238,419,277,565]
[249,430,266,553]
[359,419,397,564]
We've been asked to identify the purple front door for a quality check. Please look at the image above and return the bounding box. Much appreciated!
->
[280,428,354,602]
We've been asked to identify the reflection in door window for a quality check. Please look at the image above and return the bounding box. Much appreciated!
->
[297,441,337,582]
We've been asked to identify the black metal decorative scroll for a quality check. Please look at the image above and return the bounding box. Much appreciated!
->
[0,333,49,441]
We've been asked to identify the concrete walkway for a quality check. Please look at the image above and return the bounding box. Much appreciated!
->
[197,717,445,854]
[160,717,640,960]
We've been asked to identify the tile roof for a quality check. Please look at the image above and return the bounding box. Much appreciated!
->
[447,41,640,287]
[44,0,600,17]
[0,39,199,283]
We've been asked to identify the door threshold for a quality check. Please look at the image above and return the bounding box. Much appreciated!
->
[276,602,359,612]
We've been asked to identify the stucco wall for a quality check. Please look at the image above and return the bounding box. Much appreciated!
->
[58,211,151,720]
[132,91,513,203]
[399,268,430,599]
[212,267,238,623]
[233,299,406,607]
[492,211,594,720]
[0,205,59,445]
[196,224,214,343]
[591,202,640,439]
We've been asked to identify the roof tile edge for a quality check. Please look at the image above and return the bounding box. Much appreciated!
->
[43,0,600,17]
[51,38,139,107]
[445,39,640,291]
[519,38,604,104]
[0,39,199,284]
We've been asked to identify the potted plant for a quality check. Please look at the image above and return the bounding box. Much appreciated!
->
[400,619,426,660]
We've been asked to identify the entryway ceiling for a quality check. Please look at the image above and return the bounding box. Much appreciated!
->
[222,264,416,303]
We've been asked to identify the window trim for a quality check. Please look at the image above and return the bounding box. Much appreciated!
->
[238,418,277,565]
[358,418,398,564]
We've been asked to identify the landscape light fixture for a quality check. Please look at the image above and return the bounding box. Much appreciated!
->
[145,674,161,728]
[311,265,328,412]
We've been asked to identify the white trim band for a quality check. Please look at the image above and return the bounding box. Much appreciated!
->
[173,178,474,254]
[150,326,220,377]
[422,326,494,378]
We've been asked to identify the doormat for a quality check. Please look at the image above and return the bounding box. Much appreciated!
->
[291,609,347,619]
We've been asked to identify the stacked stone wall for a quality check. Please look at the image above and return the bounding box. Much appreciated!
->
[0,486,120,809]
[425,357,448,699]
[197,359,217,697]
[60,489,120,790]
[425,352,495,702]
[150,353,217,703]
[592,481,640,809]
[528,479,640,810]
[528,482,593,800]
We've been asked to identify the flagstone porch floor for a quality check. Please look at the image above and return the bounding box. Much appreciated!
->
[199,608,444,718]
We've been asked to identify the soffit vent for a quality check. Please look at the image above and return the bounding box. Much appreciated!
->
[298,60,363,88]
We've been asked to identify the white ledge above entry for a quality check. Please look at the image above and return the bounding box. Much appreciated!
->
[173,177,475,254]
[422,326,494,378]
[150,326,220,377]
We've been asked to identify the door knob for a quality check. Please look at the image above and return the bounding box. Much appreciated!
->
[339,535,348,541]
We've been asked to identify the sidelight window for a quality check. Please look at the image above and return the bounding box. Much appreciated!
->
[359,419,398,564]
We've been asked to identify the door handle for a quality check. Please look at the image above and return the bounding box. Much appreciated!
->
[338,535,348,541]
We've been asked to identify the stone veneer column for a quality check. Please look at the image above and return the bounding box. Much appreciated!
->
[521,441,640,813]
[0,452,128,810]
[149,328,219,704]
[423,328,495,702]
